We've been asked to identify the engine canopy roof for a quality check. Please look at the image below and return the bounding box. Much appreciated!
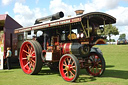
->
[14,12,116,33]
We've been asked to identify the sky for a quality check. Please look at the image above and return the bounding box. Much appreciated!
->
[0,0,128,40]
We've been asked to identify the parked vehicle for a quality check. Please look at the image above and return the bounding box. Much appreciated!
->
[117,38,128,45]
[14,11,116,82]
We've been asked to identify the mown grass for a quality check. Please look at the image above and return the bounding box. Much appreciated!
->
[0,45,128,85]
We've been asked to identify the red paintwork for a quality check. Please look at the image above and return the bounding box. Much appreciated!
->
[86,53,102,76]
[65,43,71,54]
[59,55,76,81]
[62,43,71,54]
[20,41,36,74]
[95,39,106,44]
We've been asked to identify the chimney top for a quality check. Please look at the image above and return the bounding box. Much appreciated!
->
[75,10,84,15]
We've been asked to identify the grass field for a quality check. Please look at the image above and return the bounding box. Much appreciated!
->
[0,45,128,85]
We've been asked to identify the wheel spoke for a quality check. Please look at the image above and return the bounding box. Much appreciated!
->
[71,61,74,66]
[31,60,35,64]
[97,60,102,64]
[64,60,67,65]
[29,62,32,71]
[72,66,76,68]
[26,44,30,52]
[23,50,30,55]
[26,54,28,56]
[22,58,27,60]
[68,58,71,65]
[31,53,36,58]
[69,71,75,77]
[63,64,67,66]
[65,71,69,77]
[32,55,36,58]
[24,62,30,68]
[67,58,69,65]
[31,51,35,55]
[29,46,33,54]
[98,64,102,68]
[92,55,95,62]
[72,68,76,72]
[63,69,66,71]
[93,67,94,73]
[67,71,69,77]
[32,63,35,69]
[90,66,93,71]
[65,71,67,75]
[96,67,100,73]
[96,57,99,62]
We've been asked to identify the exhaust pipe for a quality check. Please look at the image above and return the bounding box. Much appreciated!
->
[34,11,64,24]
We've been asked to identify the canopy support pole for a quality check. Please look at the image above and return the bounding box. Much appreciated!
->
[87,19,90,38]
[69,24,72,40]
[81,21,88,38]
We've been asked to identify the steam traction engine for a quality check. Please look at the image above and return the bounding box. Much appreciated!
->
[14,11,116,82]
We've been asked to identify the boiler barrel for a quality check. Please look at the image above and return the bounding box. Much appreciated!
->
[62,43,90,57]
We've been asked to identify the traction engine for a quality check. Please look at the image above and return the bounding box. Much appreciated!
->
[14,10,116,82]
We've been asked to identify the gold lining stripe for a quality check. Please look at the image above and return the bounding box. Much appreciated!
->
[69,43,72,54]
[63,43,67,54]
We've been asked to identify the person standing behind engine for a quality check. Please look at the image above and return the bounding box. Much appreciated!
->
[6,47,12,70]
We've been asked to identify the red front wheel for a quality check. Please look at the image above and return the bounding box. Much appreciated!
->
[86,52,105,77]
[19,40,43,75]
[59,54,80,82]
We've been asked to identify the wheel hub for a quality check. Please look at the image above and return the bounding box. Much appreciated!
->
[65,65,72,71]
[27,55,32,61]
[91,61,99,68]
[65,66,69,71]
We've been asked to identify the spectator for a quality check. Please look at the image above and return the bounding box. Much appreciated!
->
[6,47,12,70]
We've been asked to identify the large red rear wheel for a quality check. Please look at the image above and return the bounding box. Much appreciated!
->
[19,40,43,75]
[86,52,105,77]
[59,54,80,82]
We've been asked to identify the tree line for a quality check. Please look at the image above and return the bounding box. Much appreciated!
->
[100,24,126,42]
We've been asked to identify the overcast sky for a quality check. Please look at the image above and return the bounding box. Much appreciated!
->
[0,0,128,40]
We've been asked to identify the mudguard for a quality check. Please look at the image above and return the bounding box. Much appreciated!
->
[90,47,103,55]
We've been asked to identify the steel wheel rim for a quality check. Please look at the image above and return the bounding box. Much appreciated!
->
[60,55,77,81]
[87,53,103,76]
[20,42,36,74]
